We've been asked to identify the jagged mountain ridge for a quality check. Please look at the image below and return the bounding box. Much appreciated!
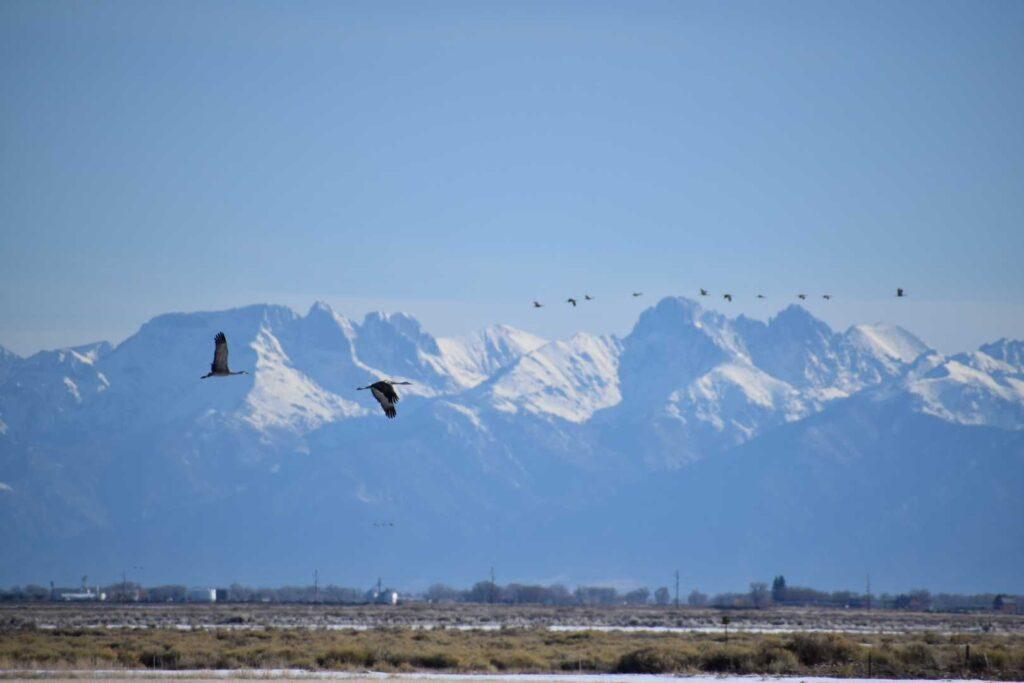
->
[1,297,1021,588]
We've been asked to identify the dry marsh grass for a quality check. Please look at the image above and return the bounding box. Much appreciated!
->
[5,603,1023,634]
[1,627,1023,679]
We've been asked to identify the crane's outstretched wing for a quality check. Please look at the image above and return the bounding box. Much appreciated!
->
[211,332,230,373]
[370,381,399,419]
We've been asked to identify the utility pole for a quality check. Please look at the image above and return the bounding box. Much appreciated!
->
[489,566,496,604]
[314,569,319,603]
[674,569,680,607]
[865,574,872,611]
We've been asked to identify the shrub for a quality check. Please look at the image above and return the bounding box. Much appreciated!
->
[787,633,857,666]
[137,647,182,669]
[755,644,799,674]
[699,644,754,673]
[616,646,697,673]
[316,647,375,668]
[897,642,937,670]
[490,652,545,671]
[409,651,461,669]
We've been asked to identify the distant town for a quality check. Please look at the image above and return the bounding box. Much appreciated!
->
[1,575,1018,614]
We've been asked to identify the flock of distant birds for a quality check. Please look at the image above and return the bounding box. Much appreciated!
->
[534,287,907,308]
[201,288,909,419]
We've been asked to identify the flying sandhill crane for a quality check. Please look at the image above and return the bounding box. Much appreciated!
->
[822,294,832,300]
[567,298,577,307]
[757,294,766,299]
[201,332,248,379]
[632,292,643,297]
[723,293,733,302]
[357,380,412,419]
[797,294,807,300]
[897,288,905,298]
[584,294,593,301]
[533,301,544,308]
[700,289,708,296]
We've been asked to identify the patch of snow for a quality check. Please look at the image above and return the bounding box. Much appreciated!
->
[438,325,547,388]
[485,333,622,423]
[669,362,808,436]
[63,376,81,403]
[905,351,1024,429]
[241,328,366,432]
[847,324,928,364]
[979,338,1024,369]
[442,402,486,431]
[0,481,11,493]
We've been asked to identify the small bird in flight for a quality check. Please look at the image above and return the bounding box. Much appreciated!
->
[632,292,643,297]
[201,332,248,379]
[897,288,905,298]
[357,380,412,419]
[822,294,832,301]
[700,289,708,296]
[757,294,766,299]
[584,294,593,301]
[567,298,578,307]
[723,293,733,302]
[533,301,544,308]
[797,294,807,300]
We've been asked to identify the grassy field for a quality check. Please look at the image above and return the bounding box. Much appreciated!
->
[2,626,1024,679]
[4,603,1023,634]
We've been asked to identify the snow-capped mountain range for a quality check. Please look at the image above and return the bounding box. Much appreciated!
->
[1,297,1022,591]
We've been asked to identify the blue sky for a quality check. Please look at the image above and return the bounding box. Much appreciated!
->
[2,0,1022,355]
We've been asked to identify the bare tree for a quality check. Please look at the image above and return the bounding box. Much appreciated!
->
[749,582,771,608]
[687,589,708,606]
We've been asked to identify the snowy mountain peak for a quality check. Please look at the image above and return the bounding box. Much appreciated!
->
[845,324,928,364]
[979,338,1024,369]
[480,332,623,423]
[437,324,547,388]
[767,304,832,338]
[241,327,364,432]
[633,296,707,330]
[901,346,1024,430]
[307,300,334,314]
[66,341,112,365]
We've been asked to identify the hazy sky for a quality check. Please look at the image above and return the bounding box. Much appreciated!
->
[2,0,1022,356]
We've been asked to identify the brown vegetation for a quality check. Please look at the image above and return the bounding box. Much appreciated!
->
[1,626,1023,679]
[4,602,1023,634]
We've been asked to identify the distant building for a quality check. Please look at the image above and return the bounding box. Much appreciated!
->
[373,590,399,605]
[59,589,105,601]
[186,588,217,603]
[367,577,398,605]
[58,576,105,601]
[994,595,1018,614]
[367,586,399,605]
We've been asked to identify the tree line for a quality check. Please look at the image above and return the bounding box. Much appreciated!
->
[1,575,1018,613]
